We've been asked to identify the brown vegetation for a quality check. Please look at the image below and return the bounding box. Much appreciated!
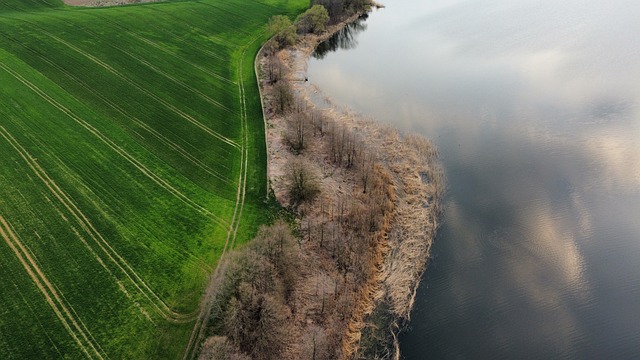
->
[198,4,443,360]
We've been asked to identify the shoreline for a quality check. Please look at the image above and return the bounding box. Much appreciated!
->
[257,12,444,359]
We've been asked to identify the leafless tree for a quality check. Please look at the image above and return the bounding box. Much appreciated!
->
[286,157,320,206]
[265,53,284,84]
[273,80,294,114]
[198,336,250,360]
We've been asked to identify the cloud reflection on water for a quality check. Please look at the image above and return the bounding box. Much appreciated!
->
[307,0,640,357]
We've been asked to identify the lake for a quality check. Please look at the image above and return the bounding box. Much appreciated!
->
[307,0,640,358]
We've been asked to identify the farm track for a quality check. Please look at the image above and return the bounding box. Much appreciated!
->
[81,13,236,85]
[26,24,241,150]
[0,215,107,359]
[0,125,198,323]
[106,46,232,113]
[181,31,259,360]
[0,62,227,227]
[0,0,309,356]
[0,30,235,187]
[75,26,234,113]
[87,12,230,63]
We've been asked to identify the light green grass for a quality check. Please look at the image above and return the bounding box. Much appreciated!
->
[0,0,308,358]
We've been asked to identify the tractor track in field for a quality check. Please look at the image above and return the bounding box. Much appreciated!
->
[181,31,259,360]
[2,6,261,358]
[0,62,227,227]
[15,20,241,150]
[77,26,234,113]
[0,215,107,360]
[75,11,230,64]
[0,30,235,187]
[0,126,198,324]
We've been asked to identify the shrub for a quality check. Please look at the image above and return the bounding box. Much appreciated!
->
[296,5,330,34]
[285,157,320,205]
[268,15,297,48]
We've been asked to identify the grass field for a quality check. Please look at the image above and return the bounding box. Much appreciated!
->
[0,0,307,358]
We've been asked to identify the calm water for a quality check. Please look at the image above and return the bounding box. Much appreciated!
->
[308,0,640,358]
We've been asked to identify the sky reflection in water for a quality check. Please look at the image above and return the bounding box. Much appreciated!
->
[308,0,640,358]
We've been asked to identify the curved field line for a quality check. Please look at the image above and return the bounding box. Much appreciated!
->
[77,12,229,64]
[0,126,196,323]
[125,30,226,67]
[84,13,235,80]
[0,31,234,186]
[0,62,226,227]
[36,29,241,150]
[81,10,236,74]
[182,32,261,360]
[114,48,232,113]
[0,215,106,359]
[74,25,234,113]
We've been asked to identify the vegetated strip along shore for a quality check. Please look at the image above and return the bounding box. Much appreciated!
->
[267,17,443,358]
[198,10,444,359]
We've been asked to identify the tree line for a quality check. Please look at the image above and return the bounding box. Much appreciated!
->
[196,1,412,358]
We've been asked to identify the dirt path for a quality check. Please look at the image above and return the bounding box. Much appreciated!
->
[0,59,226,226]
[181,32,260,360]
[27,25,240,150]
[0,215,106,359]
[0,126,197,323]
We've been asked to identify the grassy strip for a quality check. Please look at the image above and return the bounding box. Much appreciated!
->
[0,0,308,358]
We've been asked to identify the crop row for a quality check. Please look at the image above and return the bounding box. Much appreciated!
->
[0,0,309,357]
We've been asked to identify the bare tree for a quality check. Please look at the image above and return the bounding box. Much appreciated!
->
[285,111,311,153]
[358,149,374,193]
[273,80,294,114]
[265,53,284,84]
[285,157,320,206]
[311,109,326,136]
[198,336,250,360]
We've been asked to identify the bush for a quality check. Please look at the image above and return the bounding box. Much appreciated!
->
[268,15,297,48]
[203,221,299,360]
[296,5,330,34]
[285,157,320,205]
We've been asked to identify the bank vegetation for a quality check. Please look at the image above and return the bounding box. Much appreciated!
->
[198,2,443,359]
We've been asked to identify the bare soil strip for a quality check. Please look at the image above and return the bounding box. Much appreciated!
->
[0,215,106,359]
[181,31,260,360]
[63,0,159,8]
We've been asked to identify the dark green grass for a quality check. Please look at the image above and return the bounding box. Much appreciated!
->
[0,0,308,358]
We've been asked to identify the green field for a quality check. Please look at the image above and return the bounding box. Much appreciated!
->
[0,0,307,358]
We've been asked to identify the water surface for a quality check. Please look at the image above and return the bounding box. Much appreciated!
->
[308,0,640,358]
